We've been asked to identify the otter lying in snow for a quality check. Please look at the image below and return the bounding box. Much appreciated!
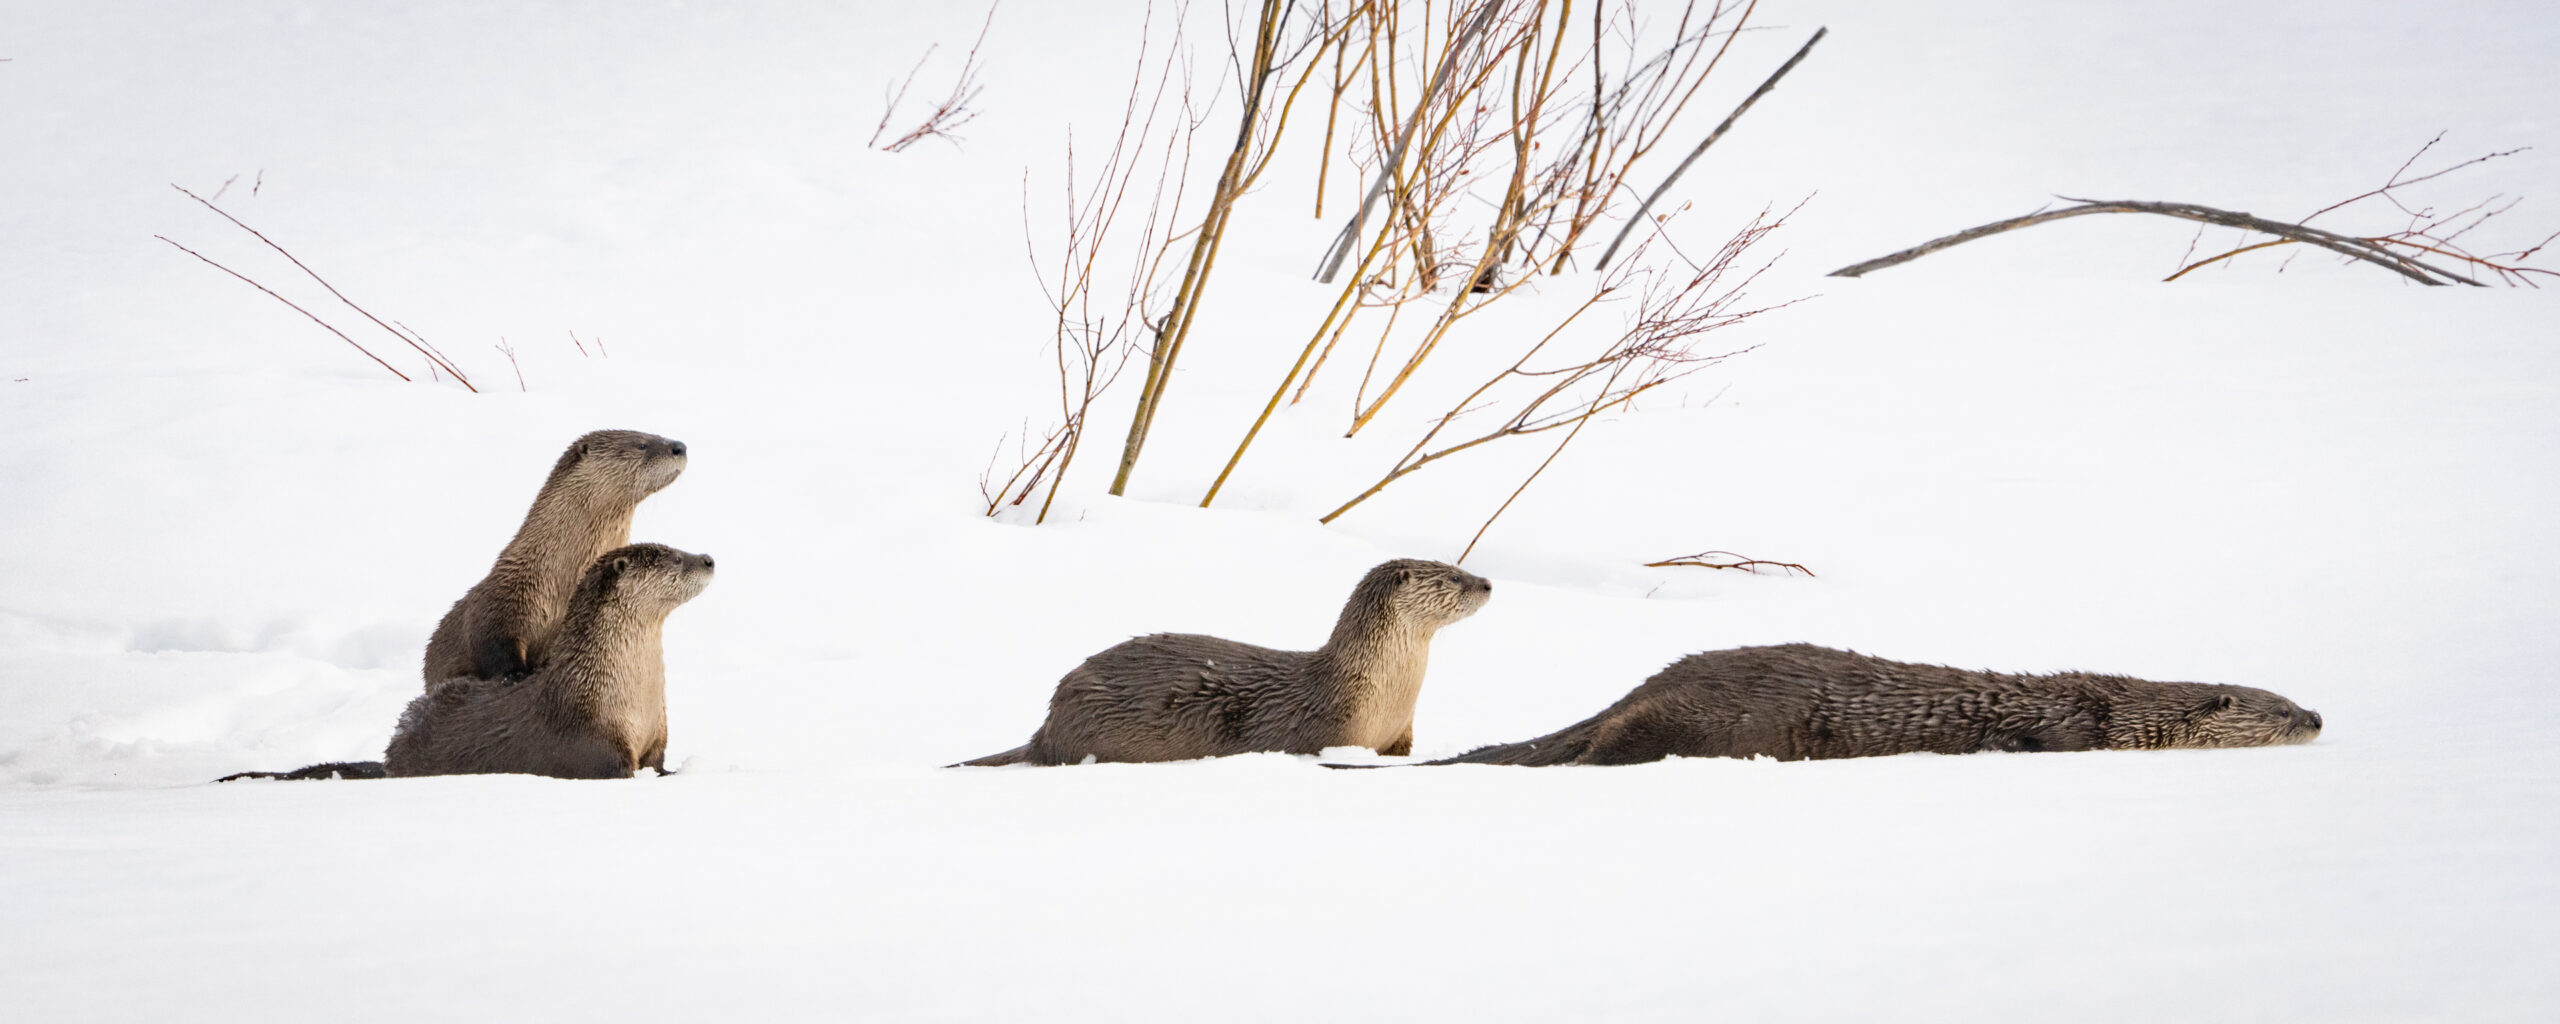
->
[1412,643,2322,766]
[959,559,1493,766]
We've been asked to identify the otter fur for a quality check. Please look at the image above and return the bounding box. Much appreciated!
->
[386,543,713,779]
[420,430,688,685]
[958,559,1493,766]
[1428,644,2322,766]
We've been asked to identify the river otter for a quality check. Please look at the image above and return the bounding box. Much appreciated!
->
[1422,643,2322,766]
[385,543,714,779]
[419,430,687,685]
[958,559,1493,766]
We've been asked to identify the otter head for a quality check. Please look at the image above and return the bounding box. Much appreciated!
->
[1353,558,1494,633]
[578,542,717,613]
[2169,684,2323,749]
[551,429,689,504]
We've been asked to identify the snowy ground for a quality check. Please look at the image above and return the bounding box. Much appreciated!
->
[3,1,2555,1020]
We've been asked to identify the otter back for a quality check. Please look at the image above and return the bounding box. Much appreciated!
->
[1434,644,2323,766]
[958,559,1494,766]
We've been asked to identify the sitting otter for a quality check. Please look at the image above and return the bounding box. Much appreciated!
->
[386,543,714,779]
[420,430,688,685]
[958,559,1493,766]
[1426,643,2322,766]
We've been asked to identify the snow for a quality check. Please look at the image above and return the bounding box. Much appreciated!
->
[3,0,2555,1020]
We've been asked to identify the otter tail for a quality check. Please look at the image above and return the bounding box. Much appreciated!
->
[951,745,1031,768]
[1418,717,1607,766]
[1321,718,1609,768]
[216,761,387,782]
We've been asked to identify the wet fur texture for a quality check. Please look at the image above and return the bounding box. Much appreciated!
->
[959,559,1492,766]
[1435,644,2323,766]
[420,430,686,685]
[386,543,713,779]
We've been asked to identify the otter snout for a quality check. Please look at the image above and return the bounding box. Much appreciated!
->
[667,440,687,458]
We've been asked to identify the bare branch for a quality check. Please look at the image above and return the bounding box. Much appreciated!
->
[169,183,479,387]
[154,235,409,381]
[878,3,1001,153]
[1644,549,1814,576]
[1828,199,2484,286]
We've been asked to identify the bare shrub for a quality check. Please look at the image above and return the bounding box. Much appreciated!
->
[1203,0,1806,504]
[983,0,1210,523]
[991,0,1815,565]
[1104,0,1351,495]
[1317,203,1799,547]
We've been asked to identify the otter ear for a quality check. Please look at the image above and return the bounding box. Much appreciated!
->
[2191,694,2238,717]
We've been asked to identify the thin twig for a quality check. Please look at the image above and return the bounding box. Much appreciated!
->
[1595,23,1820,272]
[154,235,410,381]
[169,184,479,386]
[494,337,526,391]
[1314,0,1505,283]
[1643,549,1813,576]
[880,3,1002,152]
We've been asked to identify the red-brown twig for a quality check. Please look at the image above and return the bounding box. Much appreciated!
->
[169,184,478,387]
[990,0,1202,523]
[154,235,409,381]
[494,337,526,391]
[877,3,1000,153]
[1643,549,1814,576]
[1322,202,1795,528]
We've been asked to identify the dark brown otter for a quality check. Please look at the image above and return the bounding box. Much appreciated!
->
[385,543,714,779]
[420,430,687,685]
[958,559,1493,766]
[1427,643,2323,766]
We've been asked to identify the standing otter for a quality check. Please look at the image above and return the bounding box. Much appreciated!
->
[386,543,714,779]
[1425,643,2322,766]
[420,430,688,685]
[958,559,1493,766]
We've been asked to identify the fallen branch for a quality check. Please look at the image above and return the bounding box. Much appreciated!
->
[1644,549,1813,576]
[1827,198,2485,286]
